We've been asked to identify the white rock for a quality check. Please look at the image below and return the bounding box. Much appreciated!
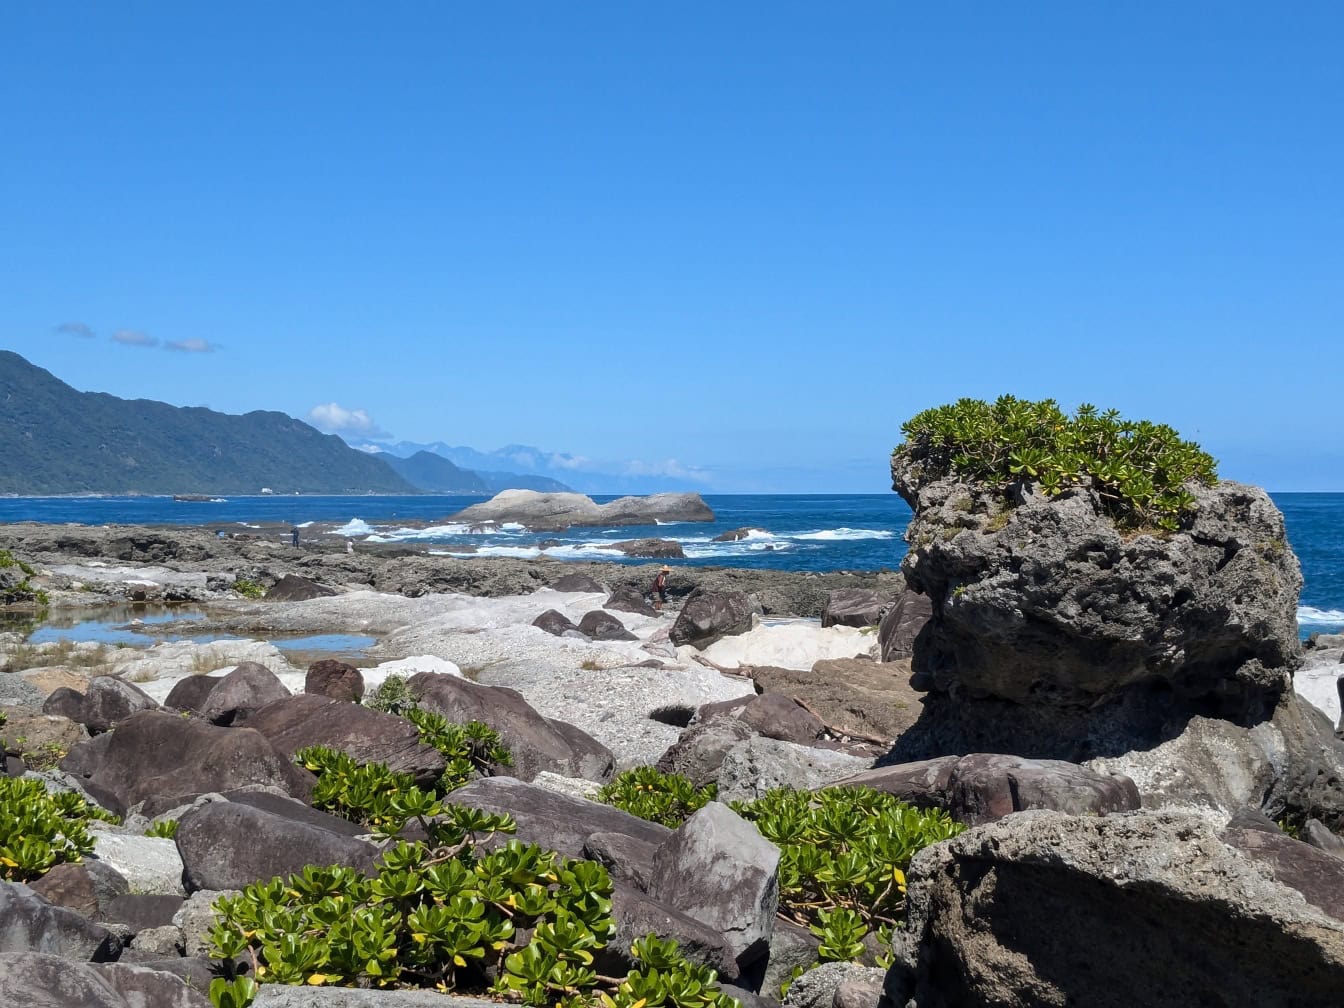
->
[690,620,877,671]
[1295,648,1344,725]
[364,655,462,689]
[92,832,186,896]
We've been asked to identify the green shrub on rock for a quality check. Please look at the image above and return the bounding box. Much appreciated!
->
[208,834,739,1008]
[364,673,418,715]
[0,776,118,881]
[893,396,1218,531]
[596,767,718,828]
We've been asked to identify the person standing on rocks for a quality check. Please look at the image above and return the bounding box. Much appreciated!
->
[290,527,300,547]
[650,565,671,610]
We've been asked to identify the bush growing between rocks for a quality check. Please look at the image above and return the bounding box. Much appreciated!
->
[365,673,418,715]
[0,776,118,881]
[0,548,49,607]
[597,767,718,828]
[145,818,179,838]
[231,577,266,599]
[894,396,1217,530]
[208,828,740,1008]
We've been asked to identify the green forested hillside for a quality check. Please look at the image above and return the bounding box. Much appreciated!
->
[0,351,417,494]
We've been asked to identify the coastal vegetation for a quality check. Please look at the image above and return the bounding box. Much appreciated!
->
[0,776,118,882]
[893,396,1218,530]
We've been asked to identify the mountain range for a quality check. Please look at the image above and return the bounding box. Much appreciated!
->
[0,351,570,496]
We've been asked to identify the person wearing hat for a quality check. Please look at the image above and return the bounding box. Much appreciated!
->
[651,565,671,611]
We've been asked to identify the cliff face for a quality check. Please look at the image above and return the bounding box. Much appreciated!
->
[0,351,416,494]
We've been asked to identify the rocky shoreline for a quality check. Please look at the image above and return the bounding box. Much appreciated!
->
[5,464,1344,1008]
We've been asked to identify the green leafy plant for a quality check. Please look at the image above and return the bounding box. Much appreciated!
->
[405,708,513,790]
[894,396,1218,531]
[145,818,179,839]
[596,767,718,828]
[733,786,962,971]
[365,673,419,715]
[231,578,266,599]
[0,777,119,881]
[208,832,738,1007]
[208,976,258,1008]
[0,549,49,607]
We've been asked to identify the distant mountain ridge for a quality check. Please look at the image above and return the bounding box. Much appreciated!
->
[0,352,567,496]
[377,440,705,494]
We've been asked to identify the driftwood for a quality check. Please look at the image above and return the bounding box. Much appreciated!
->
[690,654,757,681]
[790,695,891,747]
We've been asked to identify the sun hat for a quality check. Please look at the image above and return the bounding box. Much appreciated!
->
[661,565,672,572]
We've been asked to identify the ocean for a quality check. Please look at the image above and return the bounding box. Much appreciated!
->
[2,492,1340,636]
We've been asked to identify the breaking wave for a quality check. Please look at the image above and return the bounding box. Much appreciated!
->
[1298,606,1344,626]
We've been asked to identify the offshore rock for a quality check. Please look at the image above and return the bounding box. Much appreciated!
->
[449,490,714,532]
[887,462,1304,760]
[885,810,1344,1008]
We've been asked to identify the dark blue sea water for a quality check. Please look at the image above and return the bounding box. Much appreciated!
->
[2,492,1341,634]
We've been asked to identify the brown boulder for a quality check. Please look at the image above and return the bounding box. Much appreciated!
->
[264,574,337,601]
[305,658,364,703]
[750,658,925,743]
[670,589,757,648]
[820,588,888,629]
[877,590,932,661]
[198,661,290,726]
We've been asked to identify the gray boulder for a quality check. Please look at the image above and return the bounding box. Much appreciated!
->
[784,963,885,1008]
[0,952,211,1007]
[717,736,870,803]
[198,661,291,726]
[693,693,822,746]
[820,588,887,629]
[162,674,222,714]
[578,610,637,641]
[596,883,741,984]
[1304,818,1344,859]
[80,677,158,733]
[63,710,314,817]
[840,753,1138,824]
[410,672,614,782]
[651,802,781,971]
[0,881,121,960]
[550,573,605,593]
[670,590,758,649]
[605,585,659,617]
[90,832,185,896]
[244,693,445,786]
[265,574,337,601]
[27,860,128,920]
[657,715,756,789]
[443,776,668,858]
[877,590,932,661]
[176,800,379,892]
[885,809,1344,1007]
[532,609,581,637]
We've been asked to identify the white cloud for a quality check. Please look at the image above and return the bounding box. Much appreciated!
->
[307,402,391,439]
[56,321,95,338]
[165,338,218,353]
[623,458,713,482]
[111,329,158,347]
[547,453,594,470]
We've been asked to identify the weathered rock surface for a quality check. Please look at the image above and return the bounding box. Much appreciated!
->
[597,884,740,983]
[612,538,685,559]
[176,800,379,892]
[0,708,88,763]
[0,881,121,961]
[410,672,614,782]
[889,466,1302,759]
[550,573,605,593]
[443,777,668,858]
[577,610,638,641]
[63,710,314,817]
[449,490,714,532]
[604,585,659,617]
[198,660,291,726]
[28,861,128,920]
[0,952,211,1007]
[532,608,581,637]
[670,590,758,649]
[877,590,932,661]
[885,810,1344,1008]
[305,658,364,703]
[785,963,885,1008]
[245,693,446,786]
[91,833,185,896]
[161,674,222,714]
[656,716,756,789]
[651,802,781,969]
[1221,823,1344,921]
[751,658,925,743]
[265,573,338,601]
[841,752,1139,823]
[820,588,888,629]
[717,736,870,803]
[80,677,158,733]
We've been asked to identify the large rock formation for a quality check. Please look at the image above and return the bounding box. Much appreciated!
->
[885,810,1344,1008]
[448,490,714,531]
[884,455,1344,824]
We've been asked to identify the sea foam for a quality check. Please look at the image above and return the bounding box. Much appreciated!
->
[1298,606,1344,625]
[332,518,376,536]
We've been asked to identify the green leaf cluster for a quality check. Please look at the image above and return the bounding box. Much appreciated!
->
[895,396,1218,530]
[0,777,119,881]
[144,818,179,839]
[209,835,736,1008]
[364,673,419,716]
[231,578,266,599]
[404,707,513,791]
[296,745,513,844]
[596,768,718,828]
[0,549,49,607]
[208,976,257,1008]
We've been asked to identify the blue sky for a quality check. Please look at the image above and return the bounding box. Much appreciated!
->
[2,3,1341,492]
